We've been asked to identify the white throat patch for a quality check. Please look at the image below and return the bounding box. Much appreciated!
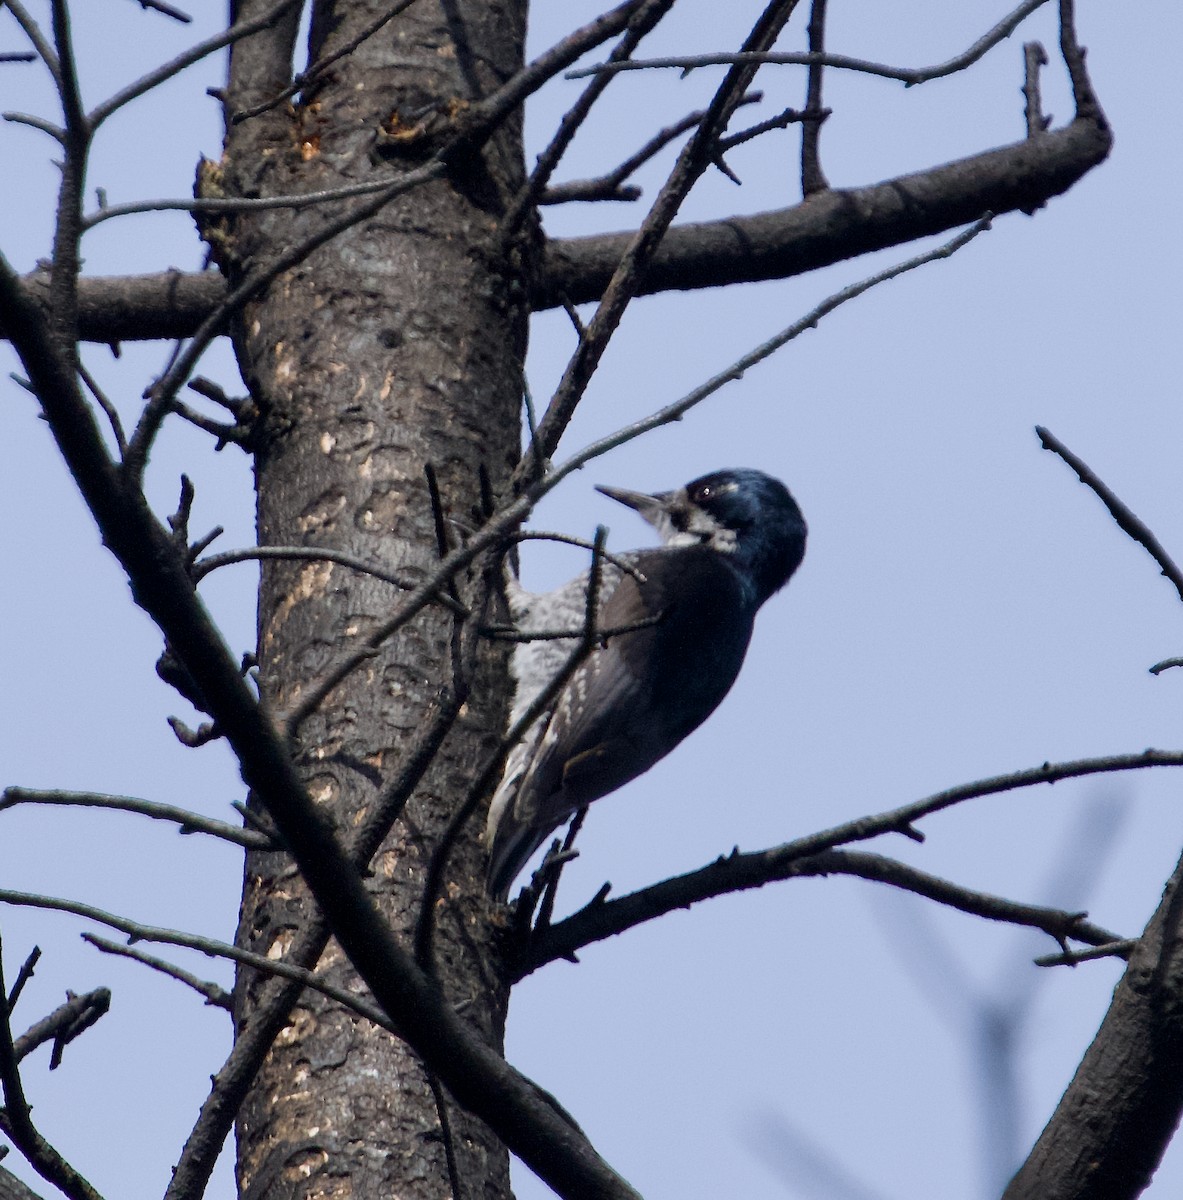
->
[650,502,737,552]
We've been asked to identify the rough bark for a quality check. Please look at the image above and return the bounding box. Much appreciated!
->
[213,4,527,1199]
[0,1169,44,1200]
[1003,853,1183,1200]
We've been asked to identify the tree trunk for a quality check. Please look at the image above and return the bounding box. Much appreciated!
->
[212,3,529,1197]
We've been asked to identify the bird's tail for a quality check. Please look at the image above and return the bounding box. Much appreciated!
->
[486,820,545,904]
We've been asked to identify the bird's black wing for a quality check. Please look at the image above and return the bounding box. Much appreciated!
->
[488,546,755,896]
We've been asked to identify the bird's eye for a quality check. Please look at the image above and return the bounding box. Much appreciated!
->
[694,483,713,502]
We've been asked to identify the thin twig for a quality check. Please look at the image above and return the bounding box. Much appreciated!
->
[81,173,441,230]
[544,182,640,205]
[512,531,649,582]
[1035,939,1137,968]
[717,104,812,153]
[129,0,192,22]
[2,111,65,141]
[1149,658,1183,677]
[2,0,62,90]
[171,399,246,448]
[424,460,451,559]
[231,0,422,123]
[47,0,88,358]
[511,842,576,935]
[6,947,40,1012]
[568,0,1054,86]
[11,987,110,1067]
[1036,426,1183,605]
[521,383,546,489]
[542,94,760,205]
[424,462,462,610]
[87,0,300,128]
[791,749,1183,858]
[1023,42,1050,137]
[800,0,829,195]
[187,376,248,416]
[809,850,1118,944]
[425,1071,463,1200]
[0,787,274,850]
[77,360,126,454]
[1058,0,1103,124]
[534,808,588,930]
[481,614,663,642]
[193,544,469,616]
[82,935,231,1009]
[0,890,395,1032]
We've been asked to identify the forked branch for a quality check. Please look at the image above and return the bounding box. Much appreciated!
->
[516,749,1183,976]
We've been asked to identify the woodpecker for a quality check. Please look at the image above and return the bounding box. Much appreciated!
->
[484,467,807,902]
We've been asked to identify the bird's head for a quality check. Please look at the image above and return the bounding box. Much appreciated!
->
[597,467,807,604]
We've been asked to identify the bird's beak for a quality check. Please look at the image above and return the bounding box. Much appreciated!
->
[596,484,674,531]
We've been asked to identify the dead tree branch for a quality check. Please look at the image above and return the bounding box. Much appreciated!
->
[82,935,231,1010]
[522,0,807,472]
[567,0,1054,86]
[0,936,105,1200]
[0,788,273,850]
[10,987,110,1068]
[12,114,1108,346]
[1003,849,1183,1200]
[1036,426,1183,605]
[799,0,829,195]
[515,749,1183,977]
